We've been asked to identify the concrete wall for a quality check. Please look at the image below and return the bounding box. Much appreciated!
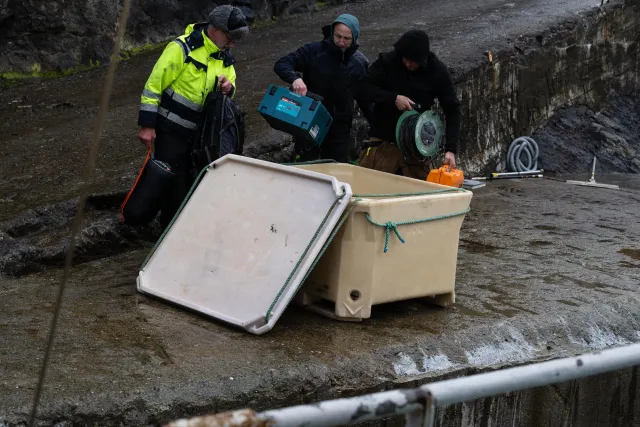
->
[455,0,640,174]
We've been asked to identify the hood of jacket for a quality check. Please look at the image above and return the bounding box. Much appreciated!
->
[333,14,360,43]
[321,15,361,60]
[182,22,237,66]
[393,29,431,69]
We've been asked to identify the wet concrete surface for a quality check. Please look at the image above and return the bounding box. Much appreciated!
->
[1,0,640,424]
[1,176,640,425]
[0,0,607,221]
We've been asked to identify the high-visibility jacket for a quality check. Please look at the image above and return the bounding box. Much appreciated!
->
[138,23,237,133]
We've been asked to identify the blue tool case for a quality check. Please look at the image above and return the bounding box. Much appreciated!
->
[258,85,333,146]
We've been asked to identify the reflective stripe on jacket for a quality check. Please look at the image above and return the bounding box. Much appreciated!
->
[138,23,237,132]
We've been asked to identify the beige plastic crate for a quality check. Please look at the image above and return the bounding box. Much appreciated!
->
[293,163,473,321]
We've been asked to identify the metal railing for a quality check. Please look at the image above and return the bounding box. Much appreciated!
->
[165,342,640,427]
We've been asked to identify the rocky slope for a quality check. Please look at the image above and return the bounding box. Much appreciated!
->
[0,0,350,74]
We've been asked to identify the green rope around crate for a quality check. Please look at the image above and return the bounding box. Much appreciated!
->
[352,188,469,252]
[356,188,469,253]
[365,207,471,253]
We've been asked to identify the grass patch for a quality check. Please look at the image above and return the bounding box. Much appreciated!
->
[119,40,170,60]
[0,39,169,87]
[0,60,102,87]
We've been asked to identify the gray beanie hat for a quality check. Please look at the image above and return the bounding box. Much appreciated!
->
[208,5,249,42]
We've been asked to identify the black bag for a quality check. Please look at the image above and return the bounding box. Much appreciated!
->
[191,83,246,174]
[120,150,176,226]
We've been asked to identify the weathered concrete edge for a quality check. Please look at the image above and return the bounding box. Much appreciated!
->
[151,294,640,425]
[3,293,638,426]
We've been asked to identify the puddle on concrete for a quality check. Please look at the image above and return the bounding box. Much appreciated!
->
[543,273,613,290]
[597,224,626,232]
[593,288,616,295]
[529,240,553,247]
[481,301,520,318]
[535,225,558,231]
[364,300,447,335]
[571,280,612,290]
[472,284,538,317]
[556,299,580,307]
[452,304,488,318]
[619,261,640,269]
[618,248,640,260]
[490,296,539,315]
[460,239,498,253]
[477,283,525,291]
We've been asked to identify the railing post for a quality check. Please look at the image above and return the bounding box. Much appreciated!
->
[404,410,424,427]
[405,390,437,427]
[422,395,436,427]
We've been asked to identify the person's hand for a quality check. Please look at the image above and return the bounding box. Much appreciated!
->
[292,78,307,96]
[219,74,233,95]
[138,127,156,150]
[395,95,415,112]
[444,151,456,168]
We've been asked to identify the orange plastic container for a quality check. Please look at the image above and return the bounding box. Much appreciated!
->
[427,165,464,188]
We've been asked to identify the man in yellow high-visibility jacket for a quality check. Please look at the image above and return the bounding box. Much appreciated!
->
[136,5,249,227]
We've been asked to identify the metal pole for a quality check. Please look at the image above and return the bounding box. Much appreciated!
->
[422,396,437,427]
[164,343,640,427]
[405,410,425,427]
[261,388,425,427]
[472,170,544,180]
[423,343,640,407]
[491,170,543,177]
[165,409,269,427]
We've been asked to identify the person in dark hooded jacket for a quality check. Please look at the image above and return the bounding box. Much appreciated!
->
[274,14,373,163]
[353,30,461,179]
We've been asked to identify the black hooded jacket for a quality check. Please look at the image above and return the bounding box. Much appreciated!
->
[274,25,373,125]
[352,31,461,154]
